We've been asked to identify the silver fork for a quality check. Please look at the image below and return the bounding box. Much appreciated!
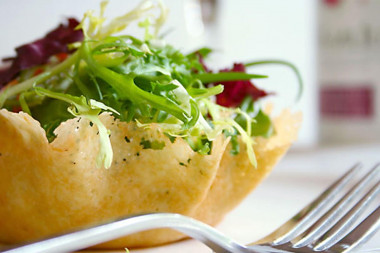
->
[2,163,379,253]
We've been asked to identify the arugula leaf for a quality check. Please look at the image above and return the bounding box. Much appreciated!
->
[251,110,274,138]
[80,41,191,123]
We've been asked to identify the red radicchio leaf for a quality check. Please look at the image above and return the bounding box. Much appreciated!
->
[215,63,269,107]
[0,18,83,87]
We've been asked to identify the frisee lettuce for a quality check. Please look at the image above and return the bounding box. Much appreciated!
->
[34,87,119,169]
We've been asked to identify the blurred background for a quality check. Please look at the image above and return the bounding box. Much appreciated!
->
[0,0,379,149]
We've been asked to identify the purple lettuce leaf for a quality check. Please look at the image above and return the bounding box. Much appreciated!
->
[0,18,83,87]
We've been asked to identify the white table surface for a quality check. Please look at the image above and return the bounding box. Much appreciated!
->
[84,143,380,253]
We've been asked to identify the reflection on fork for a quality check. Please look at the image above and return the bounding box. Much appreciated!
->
[3,163,380,253]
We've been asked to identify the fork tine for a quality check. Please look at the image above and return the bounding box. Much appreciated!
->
[292,163,380,248]
[314,179,380,251]
[328,205,380,253]
[251,163,362,246]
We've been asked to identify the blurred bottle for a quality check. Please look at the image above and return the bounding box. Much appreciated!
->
[318,0,380,145]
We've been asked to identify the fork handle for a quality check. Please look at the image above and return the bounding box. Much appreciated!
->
[2,213,251,253]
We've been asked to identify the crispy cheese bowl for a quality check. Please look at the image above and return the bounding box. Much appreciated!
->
[0,109,300,248]
[0,0,302,249]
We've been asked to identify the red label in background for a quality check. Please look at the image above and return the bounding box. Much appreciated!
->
[323,0,340,7]
[320,85,374,118]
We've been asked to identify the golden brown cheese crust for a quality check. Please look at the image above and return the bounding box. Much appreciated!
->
[193,109,301,227]
[0,109,300,248]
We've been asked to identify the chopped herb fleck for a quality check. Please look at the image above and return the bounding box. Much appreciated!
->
[124,136,130,143]
[89,122,93,127]
[139,137,165,150]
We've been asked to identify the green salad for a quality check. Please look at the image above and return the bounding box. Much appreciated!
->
[0,1,301,169]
